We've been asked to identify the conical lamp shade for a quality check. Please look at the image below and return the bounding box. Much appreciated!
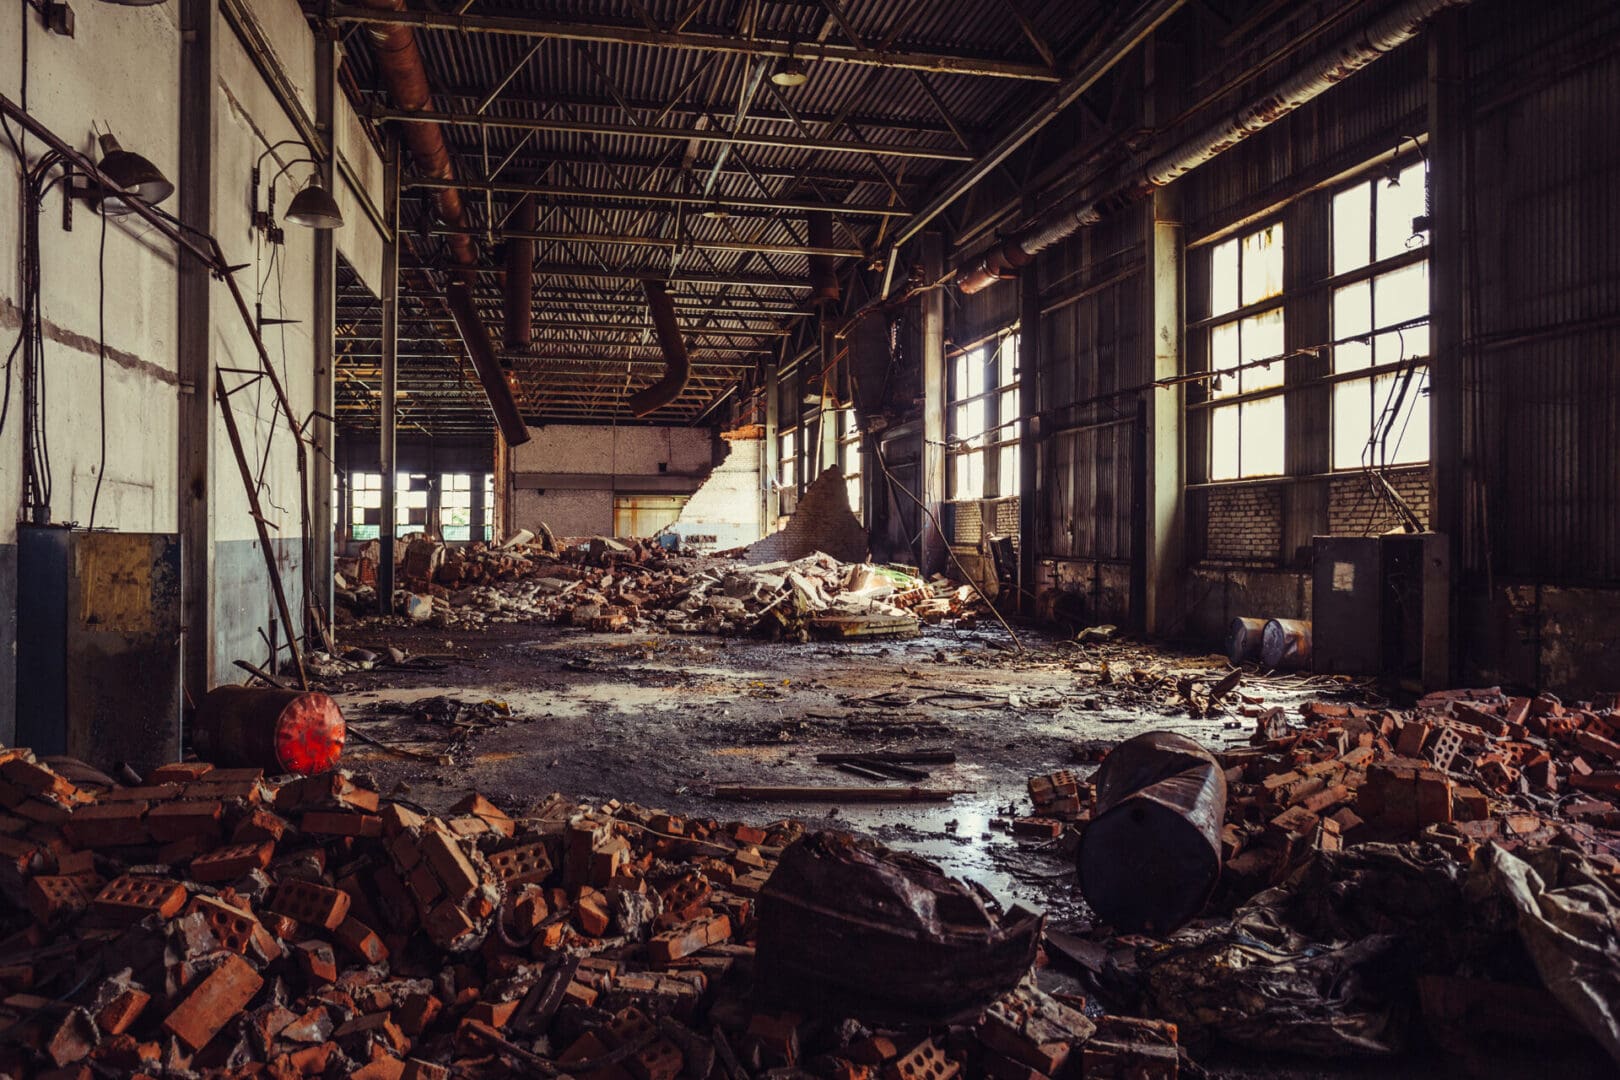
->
[97,133,173,216]
[285,181,344,229]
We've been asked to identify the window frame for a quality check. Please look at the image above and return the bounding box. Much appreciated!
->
[947,329,1020,501]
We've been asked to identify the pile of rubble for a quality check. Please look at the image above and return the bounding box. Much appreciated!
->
[1016,686,1620,1065]
[342,535,983,642]
[0,747,1169,1079]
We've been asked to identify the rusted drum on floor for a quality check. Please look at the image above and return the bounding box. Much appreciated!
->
[1227,616,1267,664]
[193,686,345,775]
[1077,730,1227,934]
[1261,617,1312,669]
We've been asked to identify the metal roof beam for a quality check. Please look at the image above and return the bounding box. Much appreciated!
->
[366,107,974,161]
[425,223,862,258]
[328,6,1061,81]
[405,176,907,218]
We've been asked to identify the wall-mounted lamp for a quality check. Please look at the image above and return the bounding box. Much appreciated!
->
[89,131,174,215]
[98,0,169,6]
[252,139,344,243]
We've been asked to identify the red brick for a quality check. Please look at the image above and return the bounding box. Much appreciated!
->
[162,954,264,1050]
[575,887,611,937]
[486,843,553,887]
[884,1038,959,1080]
[93,986,150,1036]
[189,841,274,883]
[449,794,515,838]
[145,800,222,842]
[232,808,289,844]
[62,802,148,848]
[394,993,442,1037]
[419,831,481,899]
[334,917,390,965]
[93,875,187,924]
[146,762,214,784]
[295,941,339,984]
[648,914,731,964]
[302,810,384,838]
[1011,817,1064,839]
[266,878,352,929]
[27,876,91,924]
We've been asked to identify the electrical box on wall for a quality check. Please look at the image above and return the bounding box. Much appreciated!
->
[1311,533,1449,691]
[16,527,183,774]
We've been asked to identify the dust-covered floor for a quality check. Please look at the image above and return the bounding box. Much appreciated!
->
[316,621,1360,923]
[315,620,1462,1078]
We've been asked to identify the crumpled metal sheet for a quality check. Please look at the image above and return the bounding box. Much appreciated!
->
[755,831,1042,1022]
[1481,845,1620,1066]
[1133,843,1468,1057]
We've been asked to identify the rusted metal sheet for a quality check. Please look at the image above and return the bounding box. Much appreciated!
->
[756,830,1042,1021]
[194,686,346,776]
[1078,731,1226,934]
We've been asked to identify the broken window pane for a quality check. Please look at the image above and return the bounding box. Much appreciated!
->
[1241,224,1284,306]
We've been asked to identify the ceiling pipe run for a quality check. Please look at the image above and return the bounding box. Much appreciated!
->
[958,0,1470,294]
[504,195,536,350]
[358,0,529,444]
[807,211,841,306]
[629,281,692,417]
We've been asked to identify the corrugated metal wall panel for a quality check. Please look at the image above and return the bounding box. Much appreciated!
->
[1466,0,1620,585]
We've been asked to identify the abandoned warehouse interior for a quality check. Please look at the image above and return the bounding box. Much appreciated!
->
[2,0,1620,1076]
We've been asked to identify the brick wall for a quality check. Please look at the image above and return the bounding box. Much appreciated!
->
[1204,486,1284,564]
[745,465,867,564]
[666,437,763,553]
[1328,466,1431,535]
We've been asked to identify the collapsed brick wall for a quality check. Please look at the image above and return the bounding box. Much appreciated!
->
[1328,466,1431,536]
[1204,486,1284,564]
[745,465,867,565]
[665,438,764,553]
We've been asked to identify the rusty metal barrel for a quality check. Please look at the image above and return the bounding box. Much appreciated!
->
[1077,731,1227,934]
[1227,617,1267,664]
[193,686,345,775]
[1261,617,1312,669]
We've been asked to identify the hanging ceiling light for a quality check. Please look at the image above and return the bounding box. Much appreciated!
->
[771,56,809,88]
[699,200,730,221]
[284,177,344,229]
[95,132,173,215]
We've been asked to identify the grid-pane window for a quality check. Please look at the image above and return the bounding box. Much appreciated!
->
[1207,223,1286,480]
[350,471,382,540]
[483,474,495,540]
[1331,160,1431,470]
[837,408,863,521]
[778,430,797,493]
[396,472,428,538]
[949,331,1020,500]
[440,473,473,541]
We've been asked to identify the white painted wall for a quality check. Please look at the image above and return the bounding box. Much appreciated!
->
[665,438,764,552]
[507,424,718,538]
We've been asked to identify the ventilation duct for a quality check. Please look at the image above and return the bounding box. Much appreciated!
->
[958,0,1470,294]
[807,211,840,306]
[504,195,536,350]
[629,281,691,417]
[359,0,528,442]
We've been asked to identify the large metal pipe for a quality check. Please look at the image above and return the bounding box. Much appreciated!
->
[1077,730,1227,934]
[446,281,532,444]
[628,281,691,417]
[958,0,1471,294]
[625,283,690,417]
[359,0,528,440]
[807,211,840,306]
[503,195,536,350]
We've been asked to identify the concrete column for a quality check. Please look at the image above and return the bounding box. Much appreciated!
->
[1428,11,1466,684]
[178,0,216,697]
[310,32,337,636]
[1018,266,1040,613]
[1144,190,1185,635]
[920,233,947,576]
[378,145,400,611]
[763,360,779,525]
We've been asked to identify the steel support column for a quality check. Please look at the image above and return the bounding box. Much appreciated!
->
[311,32,338,638]
[764,360,780,525]
[378,146,401,612]
[920,233,947,576]
[1017,263,1040,615]
[1145,190,1185,634]
[178,0,216,698]
[1428,9,1467,684]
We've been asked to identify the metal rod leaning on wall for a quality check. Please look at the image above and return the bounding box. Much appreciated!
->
[0,92,326,684]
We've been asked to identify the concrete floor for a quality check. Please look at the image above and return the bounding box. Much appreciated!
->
[319,620,1352,923]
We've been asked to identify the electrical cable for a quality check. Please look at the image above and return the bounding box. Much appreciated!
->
[88,199,108,530]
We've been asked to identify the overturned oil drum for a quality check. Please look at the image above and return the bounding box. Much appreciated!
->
[1227,616,1267,664]
[1261,617,1312,669]
[1077,731,1226,934]
[756,830,1041,1022]
[193,686,345,775]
